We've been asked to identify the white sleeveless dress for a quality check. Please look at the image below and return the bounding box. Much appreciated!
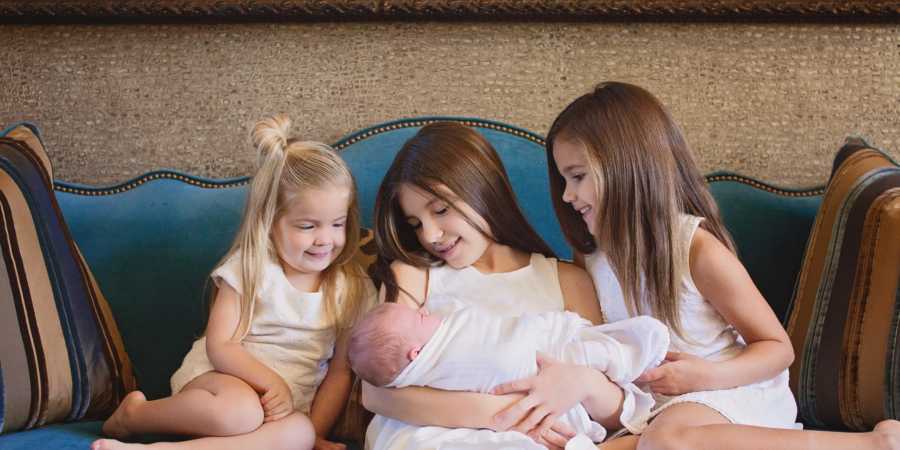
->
[585,215,799,431]
[424,253,565,317]
[170,252,338,414]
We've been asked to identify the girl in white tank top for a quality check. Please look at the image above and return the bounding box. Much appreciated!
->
[545,82,900,450]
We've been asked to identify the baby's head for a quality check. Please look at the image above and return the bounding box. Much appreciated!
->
[348,303,442,386]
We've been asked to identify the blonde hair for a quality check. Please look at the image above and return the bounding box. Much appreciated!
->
[213,114,370,340]
[547,82,735,339]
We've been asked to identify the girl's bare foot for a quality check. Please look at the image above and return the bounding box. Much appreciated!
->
[874,419,900,450]
[101,391,147,440]
[90,438,144,450]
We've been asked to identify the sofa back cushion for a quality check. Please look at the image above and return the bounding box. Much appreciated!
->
[787,138,900,430]
[0,124,135,434]
[708,174,822,323]
[56,173,248,400]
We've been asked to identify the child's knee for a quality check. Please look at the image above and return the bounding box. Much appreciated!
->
[271,413,316,450]
[209,394,265,436]
[637,426,690,450]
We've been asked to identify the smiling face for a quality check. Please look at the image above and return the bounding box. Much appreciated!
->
[552,138,603,237]
[271,185,350,291]
[396,183,493,269]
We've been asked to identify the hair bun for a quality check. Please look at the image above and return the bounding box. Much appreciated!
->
[251,114,292,164]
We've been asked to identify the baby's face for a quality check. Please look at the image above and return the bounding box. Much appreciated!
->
[390,305,443,356]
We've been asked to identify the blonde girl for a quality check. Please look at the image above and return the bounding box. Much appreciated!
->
[511,81,900,450]
[363,122,645,450]
[93,115,373,450]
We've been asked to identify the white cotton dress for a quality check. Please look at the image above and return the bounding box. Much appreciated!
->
[170,252,337,414]
[584,214,800,432]
[366,253,654,450]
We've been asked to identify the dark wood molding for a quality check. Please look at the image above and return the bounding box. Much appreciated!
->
[2,1,898,23]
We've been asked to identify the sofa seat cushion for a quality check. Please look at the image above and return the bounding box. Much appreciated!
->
[0,422,246,449]
[0,421,102,449]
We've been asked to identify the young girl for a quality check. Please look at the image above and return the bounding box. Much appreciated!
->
[93,115,373,450]
[363,122,648,450]
[501,81,900,449]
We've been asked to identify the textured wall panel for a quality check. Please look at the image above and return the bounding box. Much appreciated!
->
[1,22,898,186]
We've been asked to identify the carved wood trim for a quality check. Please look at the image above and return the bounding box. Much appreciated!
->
[2,1,898,23]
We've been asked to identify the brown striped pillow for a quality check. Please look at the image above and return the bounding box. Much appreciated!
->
[0,124,136,433]
[787,138,900,430]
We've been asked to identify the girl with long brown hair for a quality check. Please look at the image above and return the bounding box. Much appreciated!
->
[363,122,647,449]
[511,81,900,449]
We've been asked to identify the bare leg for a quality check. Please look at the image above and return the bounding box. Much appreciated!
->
[91,412,315,450]
[598,434,639,449]
[101,372,264,439]
[636,402,900,450]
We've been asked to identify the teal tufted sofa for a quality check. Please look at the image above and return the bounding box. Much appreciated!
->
[0,117,823,449]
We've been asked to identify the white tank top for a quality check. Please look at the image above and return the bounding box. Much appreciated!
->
[424,253,565,318]
[212,252,337,411]
[585,215,744,361]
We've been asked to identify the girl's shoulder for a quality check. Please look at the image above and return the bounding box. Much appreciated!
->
[556,259,588,281]
[556,260,603,324]
[688,226,731,275]
[210,251,288,298]
[390,260,427,283]
[389,260,428,307]
[684,222,742,305]
[526,251,558,273]
[679,213,706,239]
[211,251,243,294]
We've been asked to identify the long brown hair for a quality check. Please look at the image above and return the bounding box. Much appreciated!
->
[373,122,555,303]
[546,82,735,337]
[213,114,371,340]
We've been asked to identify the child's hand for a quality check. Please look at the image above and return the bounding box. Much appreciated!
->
[314,437,347,450]
[525,423,573,450]
[490,353,581,442]
[636,351,716,395]
[260,377,294,422]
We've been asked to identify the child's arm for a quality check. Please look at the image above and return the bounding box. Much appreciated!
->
[309,333,353,449]
[362,381,526,428]
[206,283,294,421]
[638,228,794,394]
[558,261,603,325]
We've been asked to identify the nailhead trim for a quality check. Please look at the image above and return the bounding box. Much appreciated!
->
[53,119,824,198]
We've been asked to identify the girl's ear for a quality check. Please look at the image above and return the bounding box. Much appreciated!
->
[407,347,421,361]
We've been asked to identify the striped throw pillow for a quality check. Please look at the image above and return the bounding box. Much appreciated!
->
[0,124,136,433]
[787,138,900,430]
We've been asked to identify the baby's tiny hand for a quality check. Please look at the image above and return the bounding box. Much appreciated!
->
[636,351,715,395]
[260,377,294,422]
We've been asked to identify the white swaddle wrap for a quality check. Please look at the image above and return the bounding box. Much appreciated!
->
[372,306,669,449]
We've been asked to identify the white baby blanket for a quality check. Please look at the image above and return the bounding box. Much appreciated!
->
[368,306,668,450]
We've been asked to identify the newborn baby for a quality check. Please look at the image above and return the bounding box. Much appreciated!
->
[349,302,670,444]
